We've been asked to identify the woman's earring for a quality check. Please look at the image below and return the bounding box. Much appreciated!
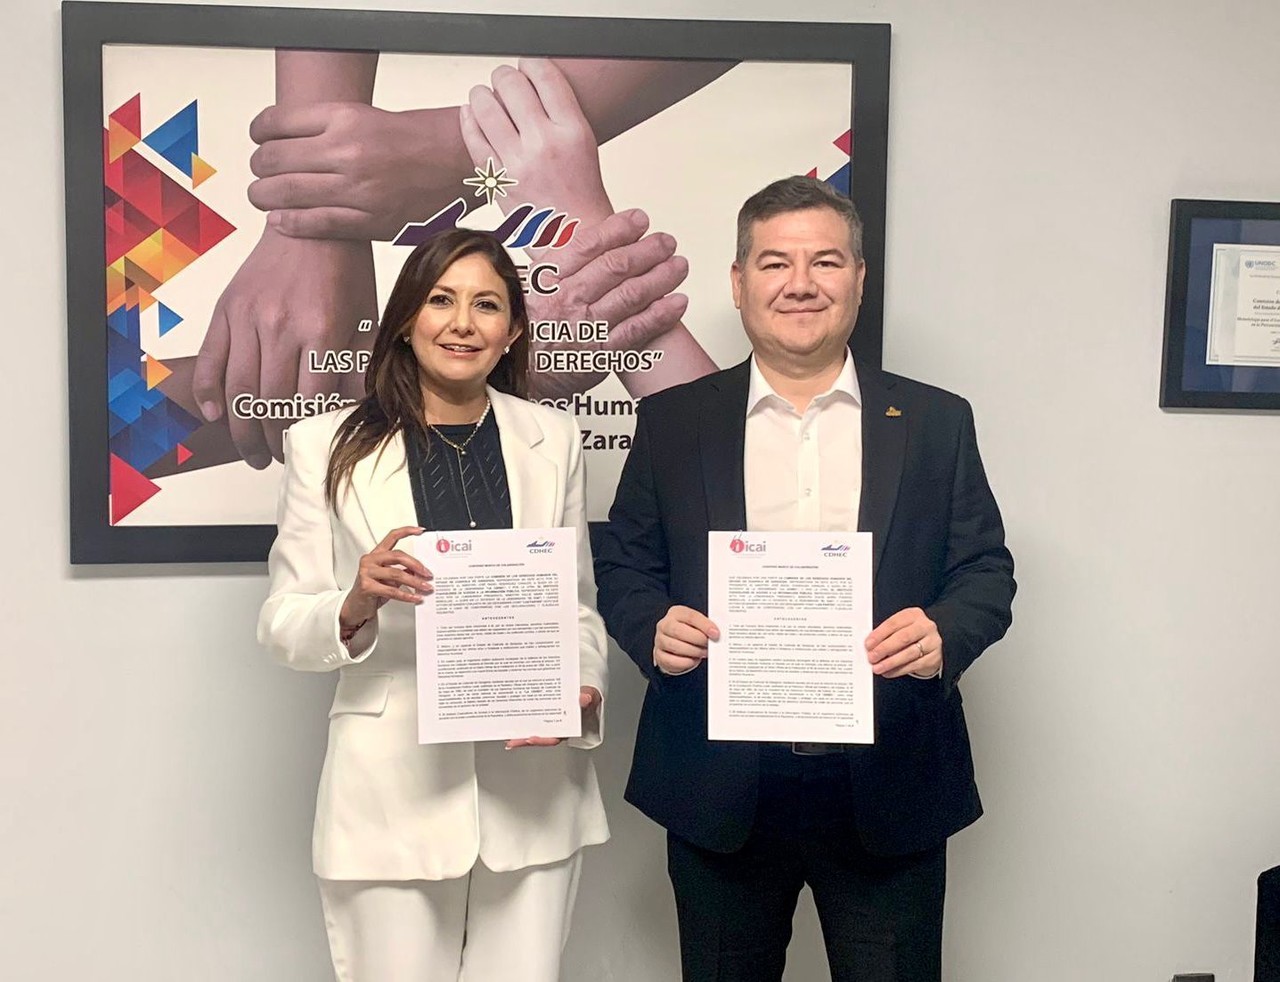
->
[402,334,411,344]
[503,345,510,354]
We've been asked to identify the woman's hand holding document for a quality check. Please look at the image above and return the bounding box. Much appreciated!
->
[414,528,582,745]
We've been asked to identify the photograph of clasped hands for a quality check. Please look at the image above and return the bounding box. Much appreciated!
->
[152,52,732,476]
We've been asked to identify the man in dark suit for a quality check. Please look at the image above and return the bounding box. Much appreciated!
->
[594,175,1016,982]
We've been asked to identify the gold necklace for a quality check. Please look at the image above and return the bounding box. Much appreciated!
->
[426,399,491,529]
[426,399,491,457]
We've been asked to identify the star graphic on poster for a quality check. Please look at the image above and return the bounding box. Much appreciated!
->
[462,158,518,207]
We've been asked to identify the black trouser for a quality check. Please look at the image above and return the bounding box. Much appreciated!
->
[667,746,946,982]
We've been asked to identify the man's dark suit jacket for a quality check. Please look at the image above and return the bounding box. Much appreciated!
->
[594,357,1016,857]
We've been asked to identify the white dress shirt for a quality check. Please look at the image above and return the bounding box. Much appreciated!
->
[743,354,939,681]
[745,352,862,534]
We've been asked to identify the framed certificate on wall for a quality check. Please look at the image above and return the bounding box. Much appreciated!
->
[1161,198,1280,410]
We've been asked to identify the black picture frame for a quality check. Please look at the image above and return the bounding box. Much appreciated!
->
[1160,198,1280,411]
[63,1,892,563]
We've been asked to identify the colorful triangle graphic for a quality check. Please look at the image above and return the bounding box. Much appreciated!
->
[834,129,852,155]
[109,94,142,137]
[108,119,140,163]
[106,262,126,312]
[144,101,198,178]
[105,197,161,266]
[824,161,850,197]
[122,253,162,294]
[109,452,161,523]
[145,355,172,390]
[157,230,200,280]
[107,302,139,341]
[119,151,167,226]
[159,177,199,224]
[175,444,192,466]
[158,303,183,336]
[165,200,234,256]
[190,153,216,188]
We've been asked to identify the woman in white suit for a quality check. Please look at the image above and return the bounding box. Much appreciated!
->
[258,228,609,981]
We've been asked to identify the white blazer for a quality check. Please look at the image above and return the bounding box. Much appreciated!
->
[258,388,609,881]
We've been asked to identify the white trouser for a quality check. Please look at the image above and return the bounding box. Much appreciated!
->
[317,852,582,982]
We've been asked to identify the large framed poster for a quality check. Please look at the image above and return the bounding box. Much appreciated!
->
[63,2,891,563]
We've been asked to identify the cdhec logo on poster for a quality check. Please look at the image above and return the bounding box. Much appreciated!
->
[392,160,577,298]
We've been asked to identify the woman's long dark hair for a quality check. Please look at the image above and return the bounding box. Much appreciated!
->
[325,229,530,506]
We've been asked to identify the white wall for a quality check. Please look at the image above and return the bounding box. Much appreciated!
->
[5,0,1278,979]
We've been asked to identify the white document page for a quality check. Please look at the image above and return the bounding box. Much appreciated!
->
[1206,243,1280,366]
[707,530,874,744]
[413,528,580,744]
